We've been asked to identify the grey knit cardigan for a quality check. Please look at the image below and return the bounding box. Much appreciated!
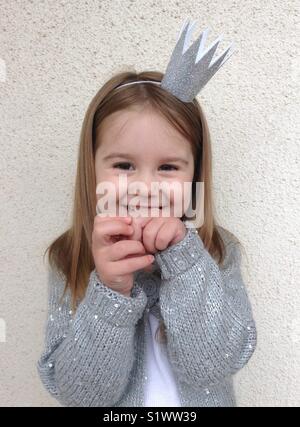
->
[37,222,257,407]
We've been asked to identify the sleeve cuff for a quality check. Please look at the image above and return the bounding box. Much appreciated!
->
[154,221,205,280]
[84,268,148,327]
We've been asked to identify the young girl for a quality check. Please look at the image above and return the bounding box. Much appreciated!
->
[37,23,257,407]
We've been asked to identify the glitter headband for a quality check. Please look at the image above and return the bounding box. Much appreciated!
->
[114,18,235,103]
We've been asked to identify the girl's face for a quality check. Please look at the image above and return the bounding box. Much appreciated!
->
[94,107,194,218]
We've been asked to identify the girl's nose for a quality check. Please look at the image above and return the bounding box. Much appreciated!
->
[129,172,156,197]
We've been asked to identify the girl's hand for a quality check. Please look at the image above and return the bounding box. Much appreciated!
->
[123,216,152,242]
[91,215,155,297]
[122,215,154,273]
[141,217,187,254]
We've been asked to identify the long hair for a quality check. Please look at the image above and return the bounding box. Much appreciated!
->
[43,70,242,344]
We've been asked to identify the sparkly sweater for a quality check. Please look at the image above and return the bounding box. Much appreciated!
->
[37,222,257,407]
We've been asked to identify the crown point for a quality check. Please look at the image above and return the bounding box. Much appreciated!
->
[161,20,235,102]
[195,27,210,62]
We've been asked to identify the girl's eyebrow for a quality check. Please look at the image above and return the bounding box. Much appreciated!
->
[160,157,189,165]
[102,153,189,165]
[102,153,135,162]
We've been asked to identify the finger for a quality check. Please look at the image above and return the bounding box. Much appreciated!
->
[94,220,134,246]
[133,216,152,229]
[112,254,155,276]
[155,221,177,251]
[142,218,166,254]
[108,239,146,262]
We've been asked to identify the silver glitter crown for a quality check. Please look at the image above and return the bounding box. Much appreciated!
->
[160,19,235,102]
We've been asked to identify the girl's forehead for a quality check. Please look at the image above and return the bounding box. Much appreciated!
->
[97,109,191,154]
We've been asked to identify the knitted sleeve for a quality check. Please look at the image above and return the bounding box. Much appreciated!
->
[37,265,147,407]
[154,223,257,389]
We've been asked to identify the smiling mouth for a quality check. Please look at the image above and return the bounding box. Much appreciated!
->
[127,205,164,210]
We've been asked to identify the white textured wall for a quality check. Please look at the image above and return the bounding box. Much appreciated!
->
[0,0,299,407]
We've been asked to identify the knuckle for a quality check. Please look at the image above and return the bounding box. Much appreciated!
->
[156,235,166,248]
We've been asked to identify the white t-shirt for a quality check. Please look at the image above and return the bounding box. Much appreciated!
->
[144,312,182,407]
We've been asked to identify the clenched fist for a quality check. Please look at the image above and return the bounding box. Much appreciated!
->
[91,215,155,297]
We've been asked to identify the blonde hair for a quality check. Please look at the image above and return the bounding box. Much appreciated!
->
[43,70,242,344]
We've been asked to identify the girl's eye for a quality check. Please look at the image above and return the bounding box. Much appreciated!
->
[160,164,178,171]
[112,163,178,171]
[112,162,133,170]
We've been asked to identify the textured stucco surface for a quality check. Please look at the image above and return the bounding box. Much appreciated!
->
[0,0,299,407]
